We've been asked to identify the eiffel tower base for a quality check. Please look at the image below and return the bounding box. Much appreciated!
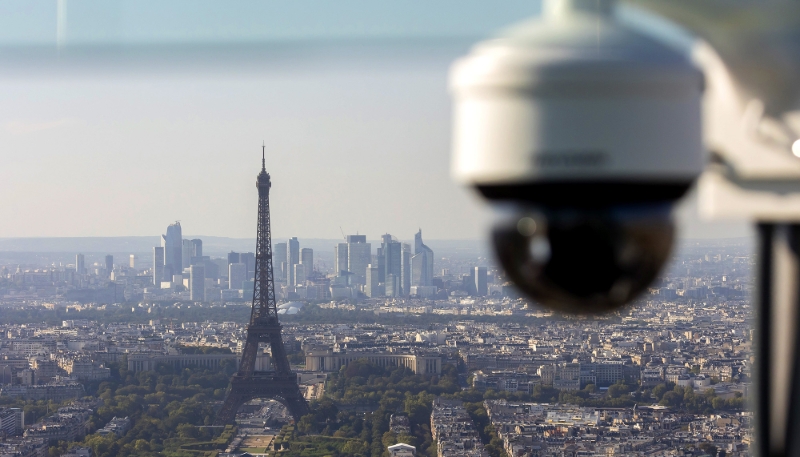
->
[214,373,310,425]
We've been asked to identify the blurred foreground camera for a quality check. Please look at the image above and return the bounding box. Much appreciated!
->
[450,0,704,313]
[493,205,673,313]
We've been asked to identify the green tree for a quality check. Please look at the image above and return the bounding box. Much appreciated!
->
[660,391,683,407]
[652,384,667,401]
[341,439,368,456]
[608,382,628,399]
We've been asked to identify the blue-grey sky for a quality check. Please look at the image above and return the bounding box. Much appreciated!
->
[0,0,750,240]
[0,0,544,45]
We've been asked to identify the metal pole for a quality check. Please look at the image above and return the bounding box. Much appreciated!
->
[756,223,800,457]
[783,224,800,457]
[755,223,774,457]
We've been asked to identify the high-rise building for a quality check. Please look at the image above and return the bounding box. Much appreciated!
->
[229,263,247,290]
[401,243,412,296]
[191,239,202,258]
[274,243,287,282]
[347,235,366,243]
[240,252,255,278]
[211,258,228,279]
[293,264,306,286]
[411,254,426,288]
[0,408,23,436]
[105,255,113,278]
[287,237,300,285]
[366,264,380,298]
[190,240,204,266]
[228,251,241,265]
[201,257,220,281]
[376,236,387,283]
[300,248,313,280]
[381,235,402,288]
[189,264,205,301]
[334,243,348,276]
[412,230,434,287]
[182,239,193,270]
[242,279,255,301]
[386,274,399,297]
[153,247,164,285]
[162,222,182,279]
[129,254,136,269]
[474,266,488,297]
[75,254,85,275]
[347,235,371,285]
[465,269,478,296]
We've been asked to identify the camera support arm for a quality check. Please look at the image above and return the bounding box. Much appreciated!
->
[622,3,800,456]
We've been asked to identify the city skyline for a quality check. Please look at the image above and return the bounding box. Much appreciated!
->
[142,216,445,302]
[0,151,756,457]
[0,232,755,456]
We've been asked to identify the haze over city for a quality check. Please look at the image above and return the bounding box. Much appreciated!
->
[0,1,787,457]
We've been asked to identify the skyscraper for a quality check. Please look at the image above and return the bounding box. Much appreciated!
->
[75,254,84,275]
[376,236,388,283]
[162,221,182,279]
[366,264,380,298]
[474,266,488,297]
[300,248,313,280]
[129,254,135,269]
[412,229,434,287]
[401,243,412,296]
[381,235,402,287]
[293,264,306,286]
[105,255,113,278]
[274,243,287,282]
[201,258,219,281]
[334,243,348,276]
[182,239,193,270]
[240,252,255,279]
[287,237,300,285]
[228,252,241,265]
[190,264,205,301]
[386,274,399,297]
[153,247,164,285]
[191,239,202,258]
[411,254,427,288]
[347,235,371,285]
[229,263,246,290]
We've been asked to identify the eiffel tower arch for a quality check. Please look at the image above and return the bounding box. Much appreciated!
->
[215,147,309,425]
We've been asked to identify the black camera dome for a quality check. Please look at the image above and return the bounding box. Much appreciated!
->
[493,205,674,313]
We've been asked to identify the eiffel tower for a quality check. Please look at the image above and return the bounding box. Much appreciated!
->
[215,146,309,425]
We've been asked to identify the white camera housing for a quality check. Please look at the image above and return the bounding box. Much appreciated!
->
[451,0,704,204]
[449,0,705,312]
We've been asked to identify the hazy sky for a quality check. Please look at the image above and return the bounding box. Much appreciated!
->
[0,1,751,240]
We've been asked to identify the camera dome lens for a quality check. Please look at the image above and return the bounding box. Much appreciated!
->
[493,206,674,313]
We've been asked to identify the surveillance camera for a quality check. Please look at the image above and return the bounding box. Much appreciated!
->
[450,0,704,313]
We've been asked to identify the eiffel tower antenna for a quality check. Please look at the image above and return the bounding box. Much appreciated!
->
[215,146,309,425]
